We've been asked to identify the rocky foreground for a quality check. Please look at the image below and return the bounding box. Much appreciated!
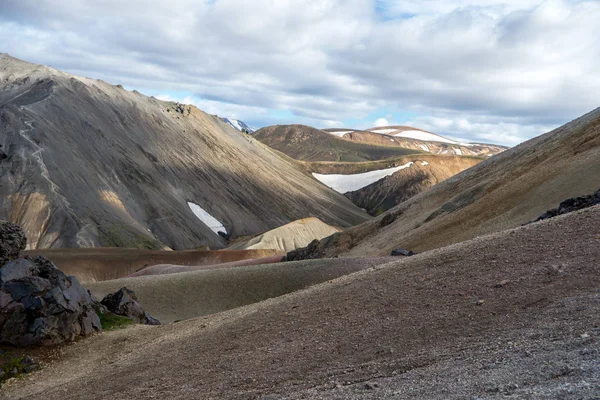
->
[0,221,158,386]
[3,206,599,399]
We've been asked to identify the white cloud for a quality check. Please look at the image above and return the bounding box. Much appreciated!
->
[0,0,599,145]
[374,118,390,127]
[406,114,554,146]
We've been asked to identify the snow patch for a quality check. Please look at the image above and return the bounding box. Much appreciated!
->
[420,144,430,152]
[393,130,459,144]
[188,202,227,235]
[312,162,414,193]
[326,130,353,137]
[223,118,254,133]
[454,148,463,155]
[371,128,398,134]
[420,161,429,166]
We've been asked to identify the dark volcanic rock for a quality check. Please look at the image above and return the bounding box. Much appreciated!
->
[532,189,600,223]
[101,287,160,325]
[0,256,101,346]
[391,248,415,257]
[0,221,26,267]
[283,239,322,262]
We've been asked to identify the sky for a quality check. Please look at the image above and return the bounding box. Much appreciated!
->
[1,0,599,146]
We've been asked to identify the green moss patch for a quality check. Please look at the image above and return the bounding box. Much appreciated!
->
[99,312,135,331]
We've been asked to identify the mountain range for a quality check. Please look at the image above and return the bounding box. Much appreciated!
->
[2,54,600,400]
[0,54,368,250]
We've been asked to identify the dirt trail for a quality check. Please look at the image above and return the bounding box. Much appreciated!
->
[4,206,600,399]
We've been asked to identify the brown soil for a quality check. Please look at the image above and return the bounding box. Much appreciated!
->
[23,248,282,284]
[128,255,285,277]
[86,257,396,323]
[4,206,599,399]
[254,124,419,162]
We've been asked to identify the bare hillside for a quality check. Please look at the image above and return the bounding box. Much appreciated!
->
[227,217,341,252]
[324,126,506,157]
[22,248,281,284]
[4,206,600,399]
[344,155,481,215]
[303,107,600,257]
[0,55,369,250]
[254,124,419,162]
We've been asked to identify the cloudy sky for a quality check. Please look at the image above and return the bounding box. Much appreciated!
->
[1,0,599,145]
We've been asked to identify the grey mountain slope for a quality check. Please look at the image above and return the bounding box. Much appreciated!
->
[0,54,369,250]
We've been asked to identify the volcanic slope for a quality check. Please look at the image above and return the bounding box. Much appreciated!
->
[324,126,506,157]
[253,124,419,162]
[0,54,369,250]
[227,217,341,252]
[4,206,600,399]
[305,107,600,257]
[344,155,481,215]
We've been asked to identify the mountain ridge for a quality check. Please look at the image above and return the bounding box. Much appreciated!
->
[0,55,370,250]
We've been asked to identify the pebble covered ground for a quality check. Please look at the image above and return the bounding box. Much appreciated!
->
[3,206,600,399]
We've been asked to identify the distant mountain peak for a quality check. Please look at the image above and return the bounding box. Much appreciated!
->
[221,118,254,133]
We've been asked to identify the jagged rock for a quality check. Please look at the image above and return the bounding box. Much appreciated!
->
[0,255,101,346]
[283,239,322,262]
[380,213,397,227]
[0,221,26,267]
[390,248,415,257]
[101,287,160,325]
[532,189,600,223]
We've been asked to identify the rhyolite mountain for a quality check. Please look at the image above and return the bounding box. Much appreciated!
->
[254,124,500,216]
[0,54,369,250]
[253,124,418,162]
[323,126,507,157]
[293,107,600,258]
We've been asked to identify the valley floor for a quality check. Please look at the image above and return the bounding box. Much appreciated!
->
[3,206,600,399]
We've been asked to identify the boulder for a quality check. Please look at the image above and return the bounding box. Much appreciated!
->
[390,248,415,257]
[101,287,160,325]
[0,221,26,267]
[0,256,101,346]
[532,189,600,223]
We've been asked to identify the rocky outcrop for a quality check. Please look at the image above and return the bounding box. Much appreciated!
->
[390,248,415,257]
[0,221,101,346]
[0,221,26,266]
[101,287,160,325]
[532,189,600,223]
[283,239,323,262]
[282,231,352,262]
[0,255,101,346]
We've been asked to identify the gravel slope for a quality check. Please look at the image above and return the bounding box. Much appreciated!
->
[87,257,394,323]
[0,54,369,250]
[4,206,600,399]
